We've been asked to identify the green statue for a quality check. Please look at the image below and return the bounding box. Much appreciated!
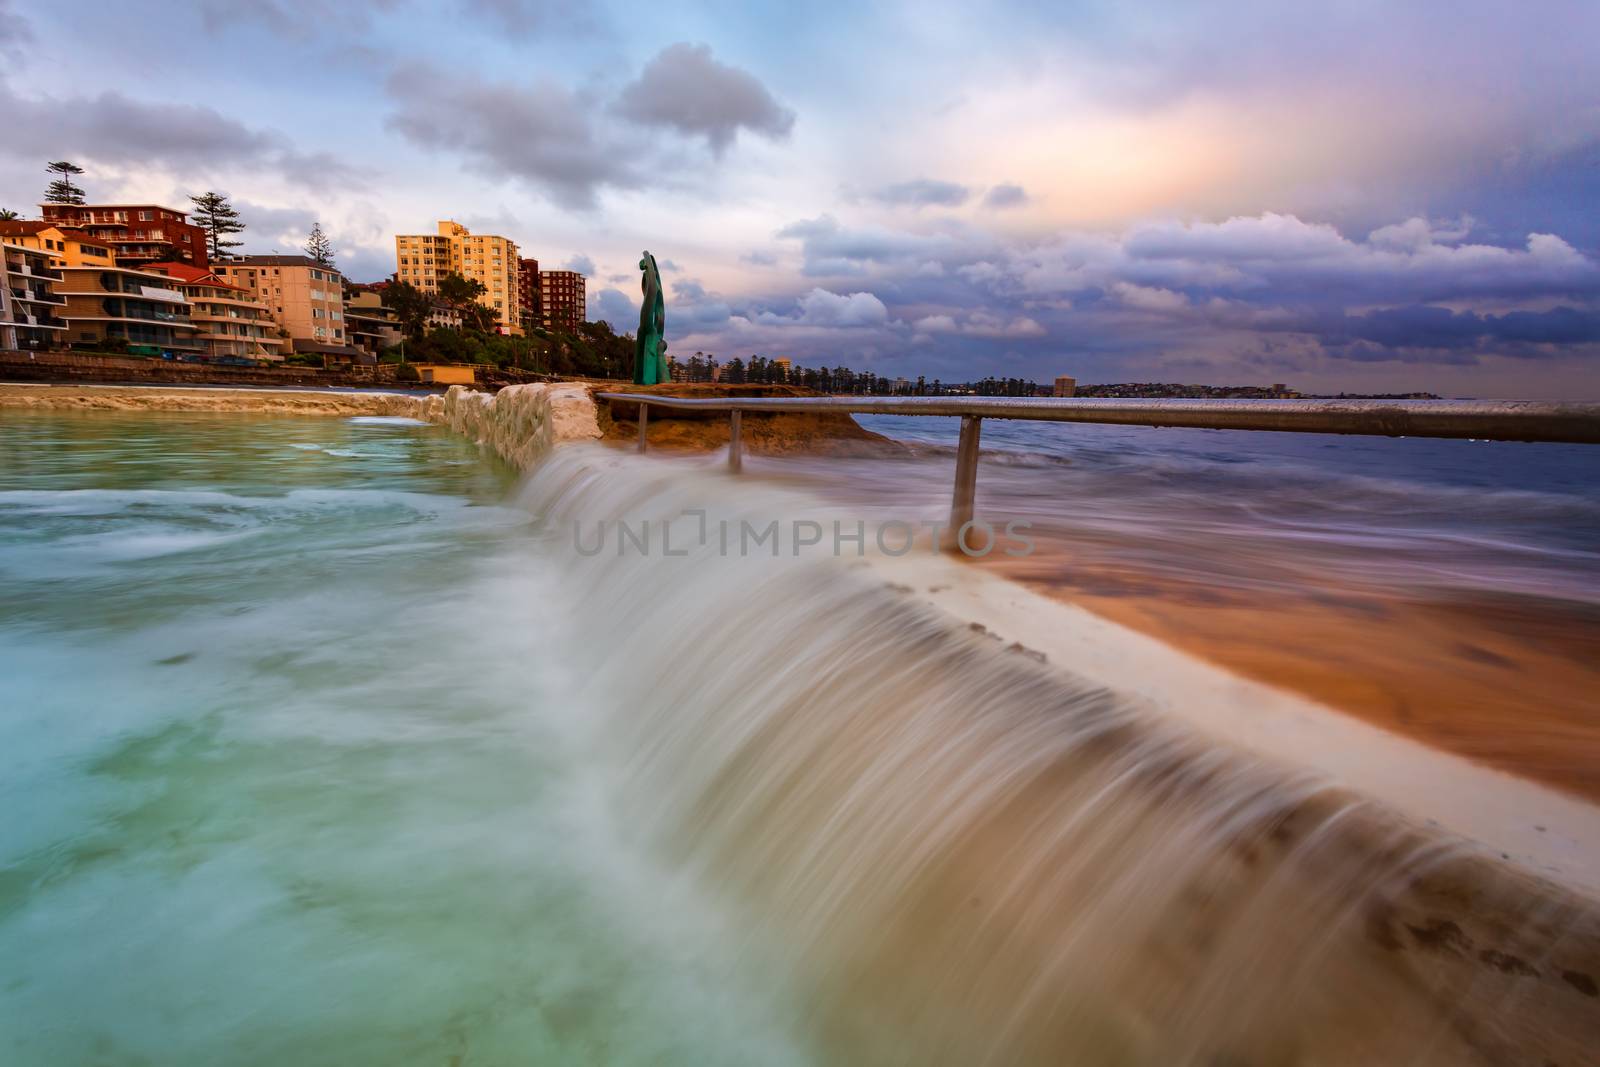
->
[633,250,670,384]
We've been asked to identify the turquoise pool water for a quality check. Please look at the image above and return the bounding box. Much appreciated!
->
[0,414,806,1066]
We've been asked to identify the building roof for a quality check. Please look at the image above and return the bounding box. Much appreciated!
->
[224,255,342,270]
[40,203,191,217]
[0,221,110,245]
[140,261,248,291]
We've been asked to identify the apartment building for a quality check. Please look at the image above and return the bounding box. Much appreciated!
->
[394,221,521,334]
[39,203,209,267]
[516,257,541,332]
[1,243,68,350]
[344,288,403,354]
[0,221,117,270]
[141,262,288,361]
[56,265,200,355]
[213,255,346,345]
[540,269,586,333]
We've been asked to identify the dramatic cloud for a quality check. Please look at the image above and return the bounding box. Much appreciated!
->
[386,69,630,210]
[871,179,971,209]
[6,1,1597,394]
[914,312,1046,339]
[235,201,319,245]
[388,44,791,208]
[0,79,362,191]
[591,287,636,329]
[615,43,795,154]
[982,183,1029,210]
[783,288,889,328]
[776,215,977,277]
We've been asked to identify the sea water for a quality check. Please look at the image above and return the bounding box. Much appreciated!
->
[0,414,808,1066]
[4,411,1597,1065]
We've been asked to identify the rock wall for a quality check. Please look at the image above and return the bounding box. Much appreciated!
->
[418,383,602,471]
[0,349,404,390]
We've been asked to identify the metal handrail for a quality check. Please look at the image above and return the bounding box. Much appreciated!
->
[597,393,1600,445]
[595,391,1600,549]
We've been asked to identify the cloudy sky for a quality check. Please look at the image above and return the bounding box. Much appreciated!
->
[3,0,1597,395]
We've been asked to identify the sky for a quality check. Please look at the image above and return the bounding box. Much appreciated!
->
[2,0,1597,396]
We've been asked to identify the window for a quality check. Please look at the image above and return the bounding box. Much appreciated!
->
[139,211,153,221]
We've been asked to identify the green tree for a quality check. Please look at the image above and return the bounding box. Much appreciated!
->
[304,222,335,266]
[383,278,434,339]
[436,272,497,332]
[0,209,19,221]
[44,161,87,205]
[189,191,245,260]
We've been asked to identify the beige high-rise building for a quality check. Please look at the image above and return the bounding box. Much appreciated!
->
[394,221,521,335]
[213,256,347,347]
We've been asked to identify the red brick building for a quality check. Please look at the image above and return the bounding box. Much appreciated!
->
[39,203,209,268]
[540,269,585,334]
[516,257,540,332]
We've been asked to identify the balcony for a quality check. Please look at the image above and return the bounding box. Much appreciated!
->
[12,287,66,306]
[4,311,68,330]
[4,260,63,282]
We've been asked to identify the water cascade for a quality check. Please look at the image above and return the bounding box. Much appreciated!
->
[524,444,1600,1066]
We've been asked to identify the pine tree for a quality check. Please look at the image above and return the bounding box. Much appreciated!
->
[189,191,245,260]
[304,222,335,266]
[44,161,87,205]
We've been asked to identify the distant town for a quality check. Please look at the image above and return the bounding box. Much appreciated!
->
[2,161,1436,399]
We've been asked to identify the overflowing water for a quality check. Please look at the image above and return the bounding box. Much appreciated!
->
[2,412,1597,1065]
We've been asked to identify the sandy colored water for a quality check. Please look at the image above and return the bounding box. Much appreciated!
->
[988,549,1600,803]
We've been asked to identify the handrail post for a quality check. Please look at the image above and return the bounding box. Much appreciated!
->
[947,415,982,551]
[636,401,648,453]
[728,409,743,473]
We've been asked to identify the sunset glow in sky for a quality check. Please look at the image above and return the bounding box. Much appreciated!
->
[3,1,1597,394]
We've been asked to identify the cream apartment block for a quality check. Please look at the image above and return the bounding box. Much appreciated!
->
[141,262,289,361]
[1,243,68,350]
[395,221,521,335]
[213,256,347,345]
[55,265,200,355]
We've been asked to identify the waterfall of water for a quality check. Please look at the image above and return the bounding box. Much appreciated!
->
[521,444,1600,1066]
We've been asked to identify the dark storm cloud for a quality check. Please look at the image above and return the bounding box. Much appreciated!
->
[0,79,362,191]
[982,183,1029,209]
[386,69,634,210]
[1320,305,1600,353]
[614,43,795,155]
[387,44,792,208]
[732,210,1600,376]
[592,287,636,330]
[870,179,971,209]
